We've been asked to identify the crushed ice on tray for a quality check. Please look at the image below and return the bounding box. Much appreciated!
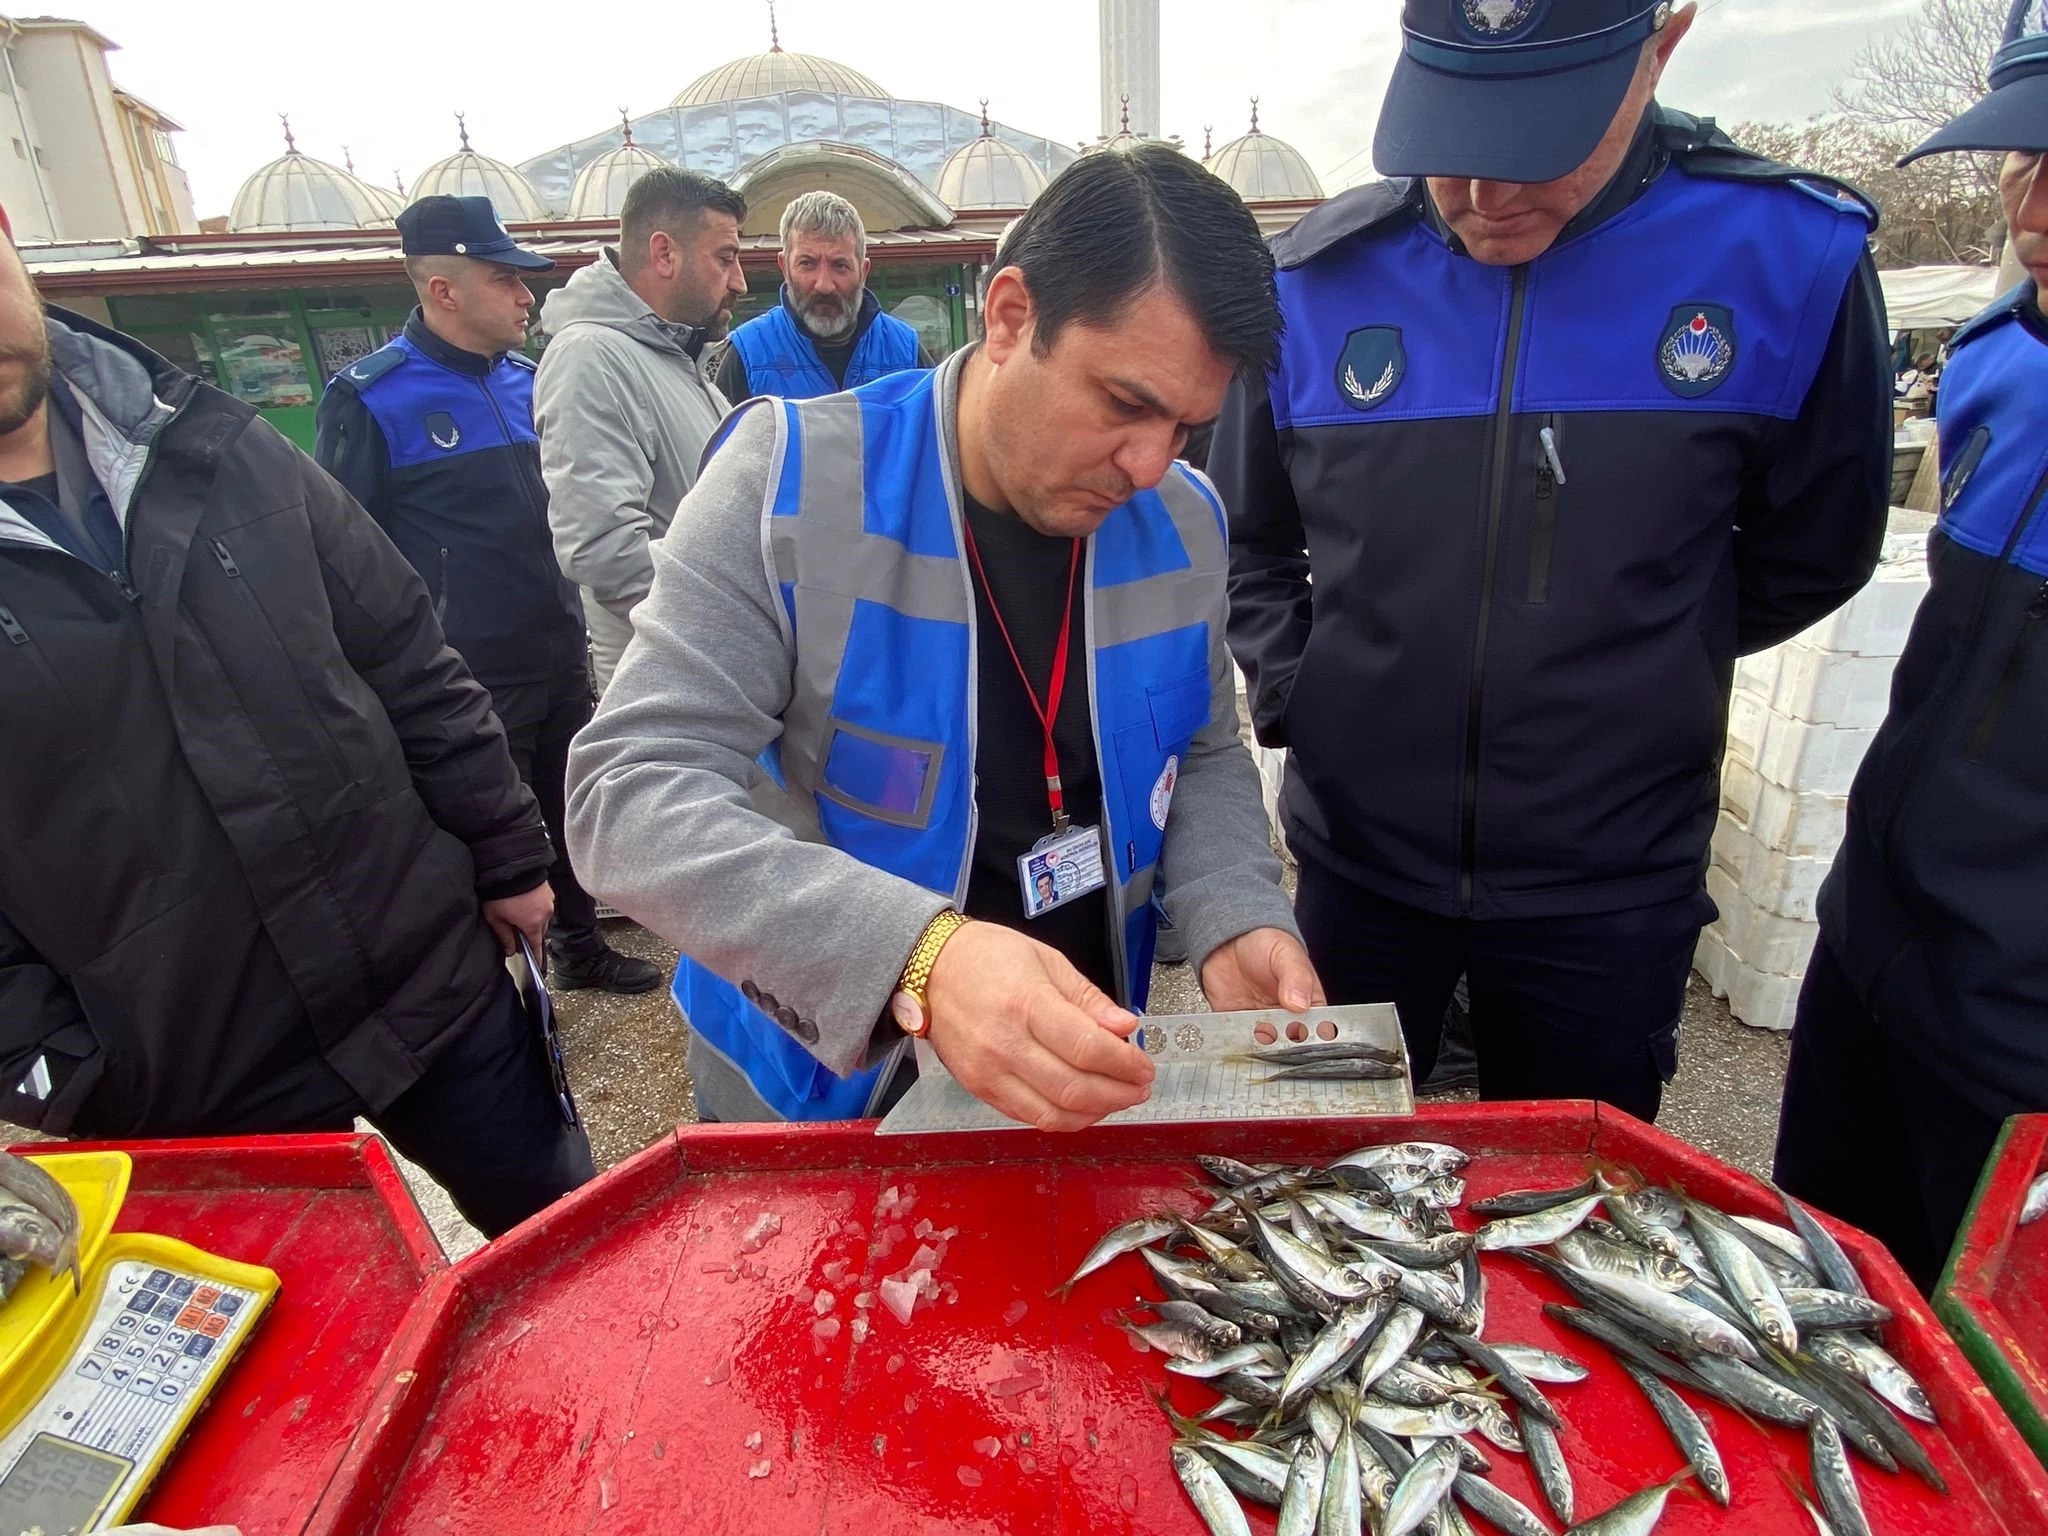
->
[879,1276,921,1325]
[747,1459,773,1479]
[739,1211,782,1253]
[813,1289,836,1315]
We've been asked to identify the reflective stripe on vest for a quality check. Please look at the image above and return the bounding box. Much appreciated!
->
[727,300,923,400]
[674,350,1227,1120]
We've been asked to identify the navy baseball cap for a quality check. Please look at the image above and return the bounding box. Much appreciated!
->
[396,194,553,271]
[1900,0,2048,162]
[1374,0,1678,183]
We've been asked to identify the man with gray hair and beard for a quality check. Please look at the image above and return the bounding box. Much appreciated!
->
[714,189,931,403]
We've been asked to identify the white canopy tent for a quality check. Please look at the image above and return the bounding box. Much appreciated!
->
[1880,264,2002,332]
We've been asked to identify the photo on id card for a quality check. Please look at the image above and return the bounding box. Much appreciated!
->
[1019,823,1106,918]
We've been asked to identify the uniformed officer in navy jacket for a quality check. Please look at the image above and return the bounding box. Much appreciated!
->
[1776,0,2048,1290]
[316,196,660,997]
[1211,0,1893,1121]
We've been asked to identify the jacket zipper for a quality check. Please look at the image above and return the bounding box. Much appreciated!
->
[0,604,25,644]
[1460,266,1530,913]
[478,374,552,544]
[1963,579,2048,762]
[1884,465,2048,855]
[1528,415,1563,604]
[435,547,450,624]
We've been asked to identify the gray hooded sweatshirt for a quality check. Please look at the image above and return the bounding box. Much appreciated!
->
[534,251,729,688]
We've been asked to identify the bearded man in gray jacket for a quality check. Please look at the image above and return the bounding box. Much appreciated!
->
[535,168,747,689]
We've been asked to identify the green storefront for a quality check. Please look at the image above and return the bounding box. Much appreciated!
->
[86,252,977,453]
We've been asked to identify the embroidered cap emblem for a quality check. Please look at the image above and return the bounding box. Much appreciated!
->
[1657,304,1737,398]
[1458,0,1546,41]
[424,410,462,451]
[1337,326,1407,412]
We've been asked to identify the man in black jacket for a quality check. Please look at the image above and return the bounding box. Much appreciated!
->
[0,226,593,1236]
[316,196,658,996]
[1777,0,2048,1289]
[1212,0,1892,1120]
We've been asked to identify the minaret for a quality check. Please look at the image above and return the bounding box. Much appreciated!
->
[1099,0,1161,140]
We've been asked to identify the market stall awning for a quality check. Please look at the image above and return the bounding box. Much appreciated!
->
[1880,264,2003,331]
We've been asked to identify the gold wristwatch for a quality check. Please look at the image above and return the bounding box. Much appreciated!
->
[889,909,972,1037]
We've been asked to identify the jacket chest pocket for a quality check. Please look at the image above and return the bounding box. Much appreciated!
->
[1111,668,1211,877]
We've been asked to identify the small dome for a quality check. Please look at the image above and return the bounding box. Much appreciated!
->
[229,128,397,233]
[568,120,670,220]
[412,117,551,221]
[936,106,1048,210]
[360,178,407,225]
[1207,102,1324,202]
[673,27,886,107]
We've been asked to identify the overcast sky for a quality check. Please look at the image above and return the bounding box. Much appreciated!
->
[86,0,1930,218]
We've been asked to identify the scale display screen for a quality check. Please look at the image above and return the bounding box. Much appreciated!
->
[0,1431,130,1533]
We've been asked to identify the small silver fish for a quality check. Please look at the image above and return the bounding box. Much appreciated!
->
[1561,1465,1693,1535]
[1166,1343,1276,1380]
[1172,1442,1254,1536]
[1277,1435,1328,1536]
[1318,1419,1363,1536]
[1685,1201,1798,1354]
[1522,1409,1575,1527]
[1453,1471,1554,1536]
[1809,1416,1872,1536]
[1356,1397,1482,1439]
[1280,1300,1388,1412]
[1382,1436,1461,1536]
[2024,1172,2048,1227]
[1811,1331,1936,1425]
[1058,1214,1176,1293]
[1125,1315,1224,1361]
[1622,1362,1729,1507]
[1475,1193,1604,1251]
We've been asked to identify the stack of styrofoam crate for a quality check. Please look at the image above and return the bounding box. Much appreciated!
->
[1234,665,1292,860]
[1696,508,1936,1029]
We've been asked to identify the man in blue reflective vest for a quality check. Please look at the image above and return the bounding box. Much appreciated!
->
[714,190,930,404]
[1776,0,2048,1290]
[569,145,1321,1127]
[1211,0,1893,1123]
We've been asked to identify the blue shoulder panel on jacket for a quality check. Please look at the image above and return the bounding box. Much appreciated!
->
[1095,487,1194,590]
[1270,178,1418,271]
[339,344,406,390]
[356,336,538,470]
[503,350,536,371]
[853,368,956,559]
[1934,307,2048,577]
[1948,284,2035,353]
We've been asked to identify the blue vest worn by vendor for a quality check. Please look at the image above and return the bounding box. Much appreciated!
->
[726,292,922,400]
[1817,285,2048,1118]
[674,354,1228,1119]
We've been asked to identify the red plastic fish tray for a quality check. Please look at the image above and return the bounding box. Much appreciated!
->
[304,1104,2048,1534]
[16,1134,448,1534]
[1938,1112,2048,1465]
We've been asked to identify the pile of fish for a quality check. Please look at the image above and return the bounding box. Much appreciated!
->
[1060,1139,1948,1536]
[0,1148,80,1299]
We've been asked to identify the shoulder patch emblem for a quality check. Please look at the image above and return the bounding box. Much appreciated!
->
[1459,0,1547,41]
[1337,326,1406,412]
[424,410,462,451]
[1657,304,1738,398]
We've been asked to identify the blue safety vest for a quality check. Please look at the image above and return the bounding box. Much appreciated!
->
[726,291,923,400]
[674,355,1228,1119]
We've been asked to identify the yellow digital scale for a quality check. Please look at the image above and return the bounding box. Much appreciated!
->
[0,1152,277,1533]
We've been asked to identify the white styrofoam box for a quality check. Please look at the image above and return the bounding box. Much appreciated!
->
[1725,687,1771,769]
[1710,815,1756,889]
[1708,868,1824,976]
[1695,926,1806,1032]
[1755,715,1877,797]
[1253,741,1286,836]
[1737,844,1832,921]
[1798,567,1931,658]
[1771,640,1897,729]
[1745,780,1848,860]
[1735,648,1783,702]
[1720,755,1763,826]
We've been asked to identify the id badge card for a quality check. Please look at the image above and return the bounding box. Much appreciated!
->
[1019,823,1107,918]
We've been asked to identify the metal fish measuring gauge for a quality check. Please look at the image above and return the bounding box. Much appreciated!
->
[1063,1143,1948,1536]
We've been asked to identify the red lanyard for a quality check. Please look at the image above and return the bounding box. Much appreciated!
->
[961,521,1083,834]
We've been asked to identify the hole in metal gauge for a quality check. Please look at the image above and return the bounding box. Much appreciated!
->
[1252,1022,1278,1045]
[1285,1021,1308,1043]
[1315,1020,1338,1040]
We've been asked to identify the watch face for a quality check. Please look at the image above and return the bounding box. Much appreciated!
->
[889,990,927,1036]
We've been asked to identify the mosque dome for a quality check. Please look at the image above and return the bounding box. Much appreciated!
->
[1207,101,1324,202]
[935,103,1048,210]
[568,118,671,219]
[228,121,397,232]
[672,19,887,107]
[411,116,552,220]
